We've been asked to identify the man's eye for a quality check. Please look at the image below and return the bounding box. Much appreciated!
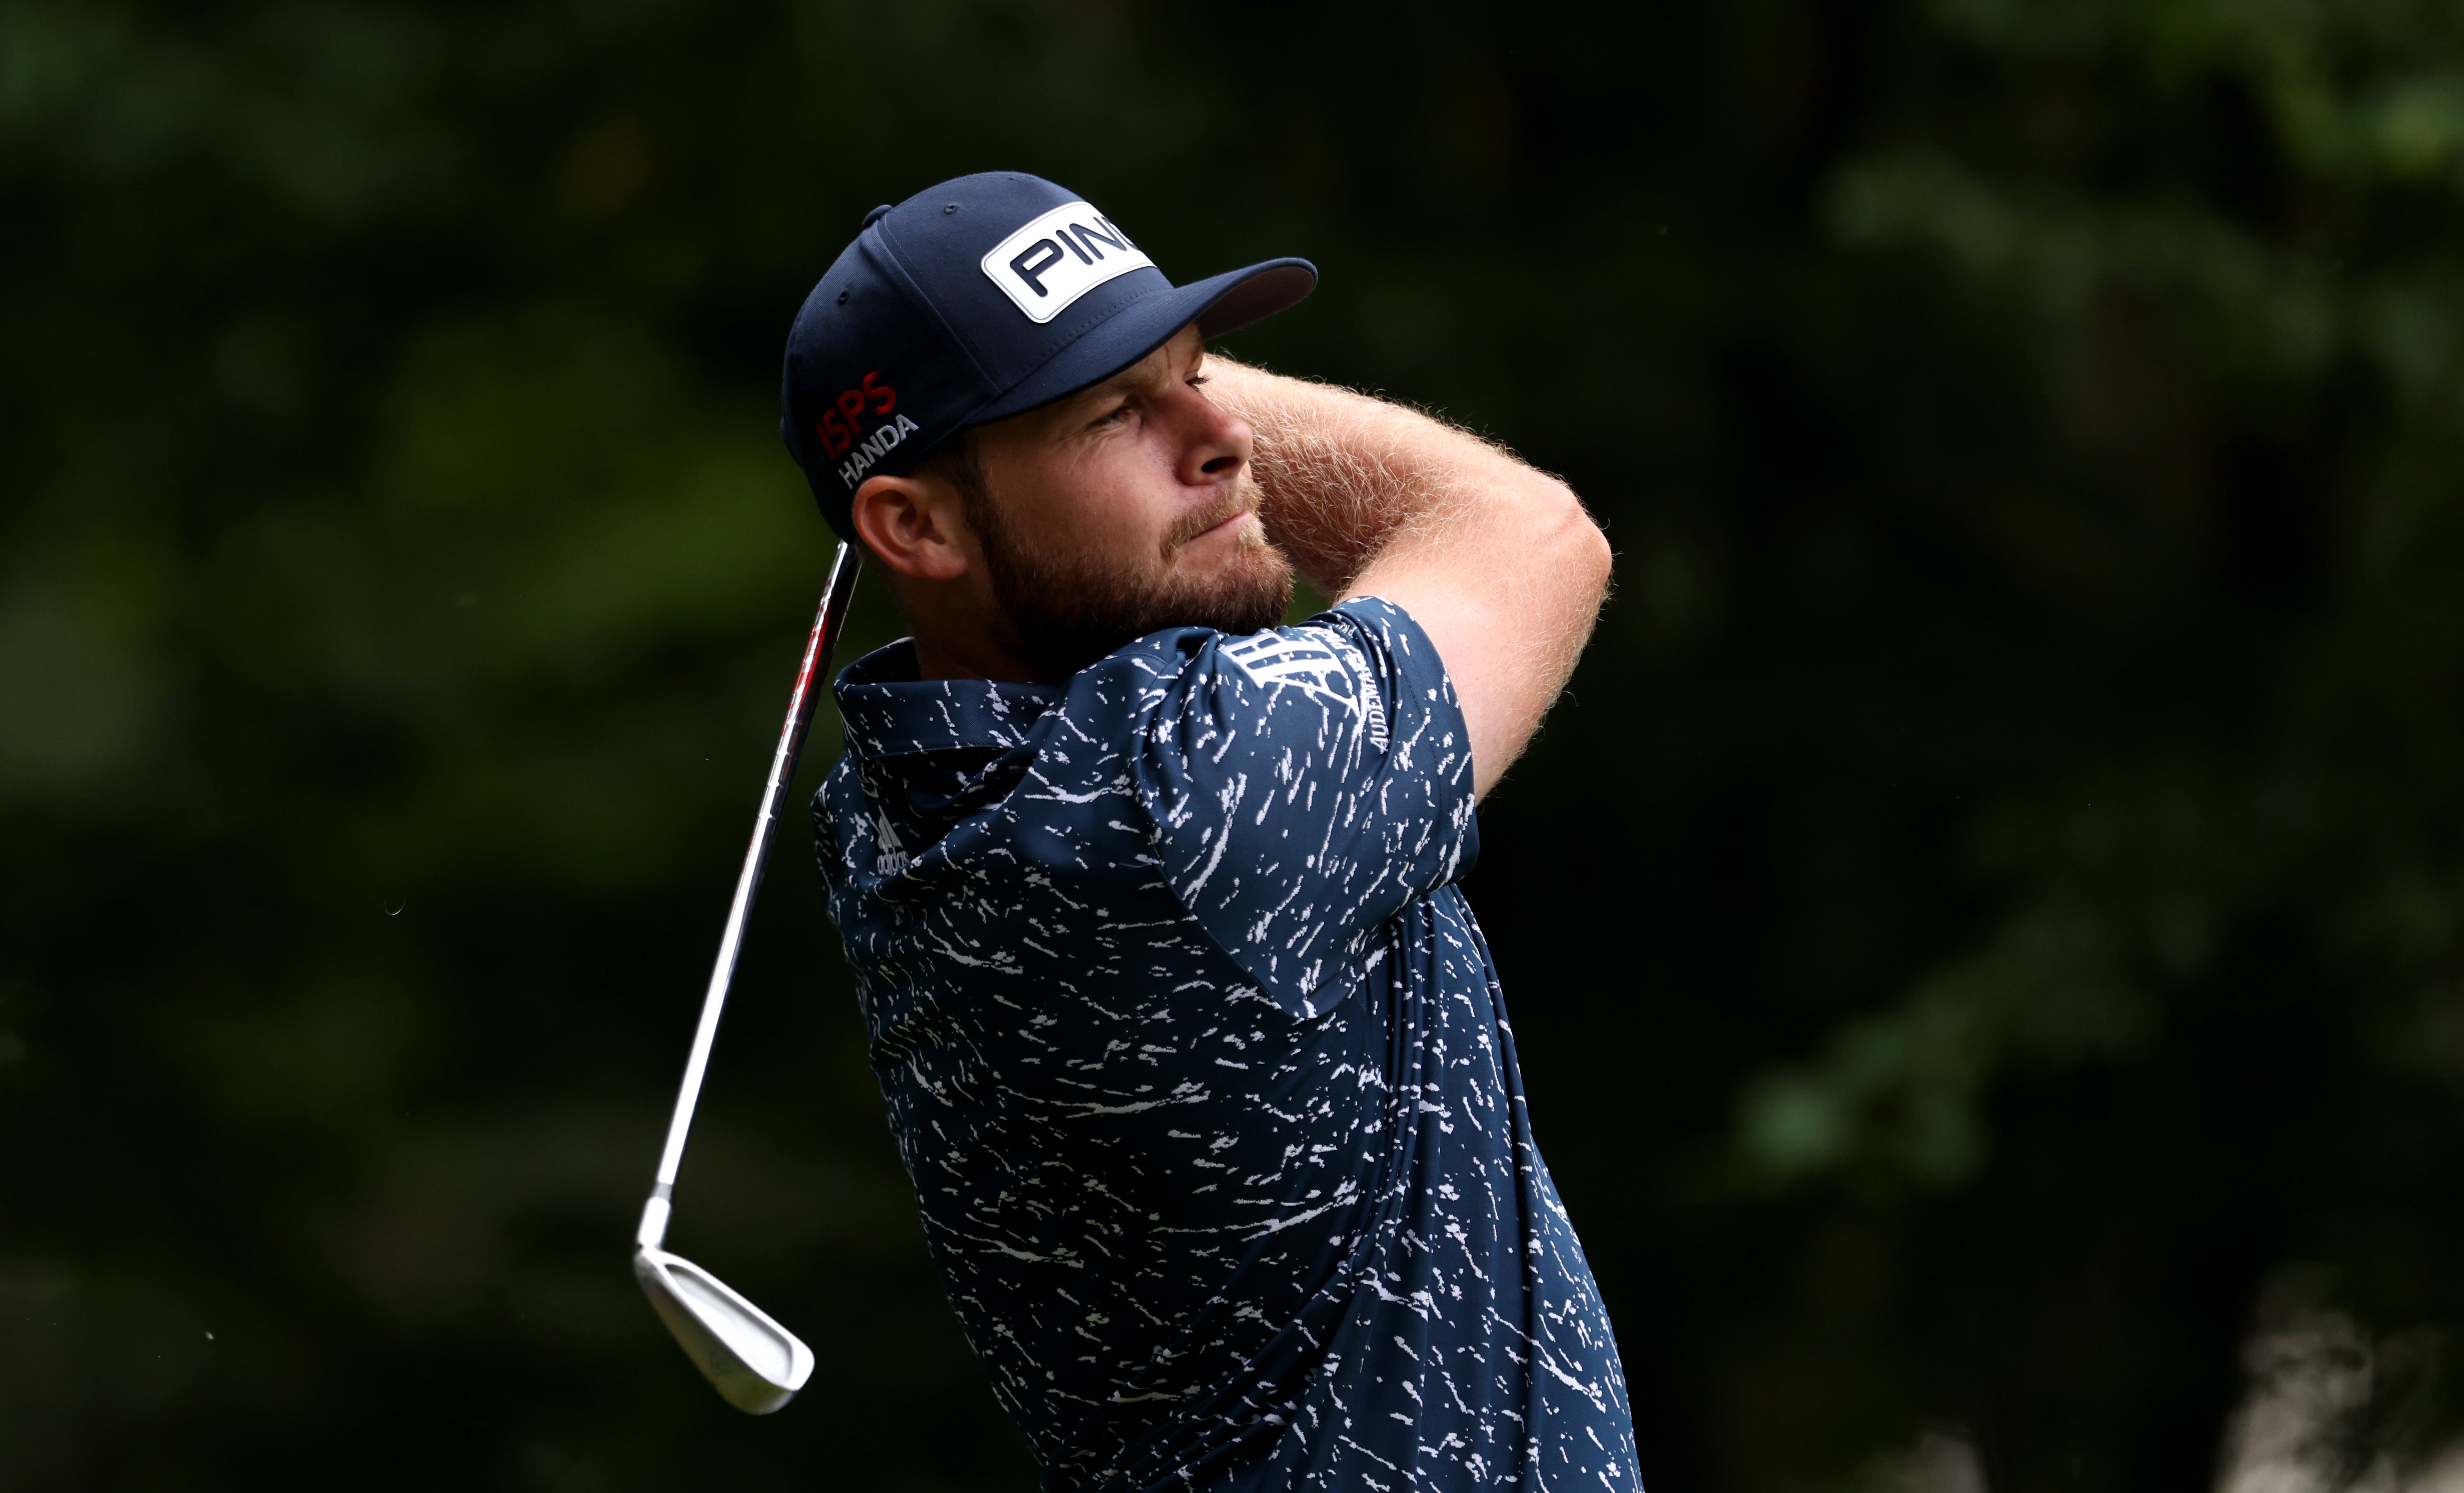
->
[1093,403,1132,427]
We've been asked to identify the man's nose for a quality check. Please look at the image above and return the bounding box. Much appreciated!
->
[1177,389,1253,486]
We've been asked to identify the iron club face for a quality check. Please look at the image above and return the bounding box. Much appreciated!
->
[634,1246,816,1415]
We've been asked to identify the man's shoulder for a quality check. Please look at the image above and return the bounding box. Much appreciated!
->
[1055,601,1413,732]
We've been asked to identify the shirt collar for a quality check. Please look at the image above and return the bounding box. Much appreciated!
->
[832,638,1061,760]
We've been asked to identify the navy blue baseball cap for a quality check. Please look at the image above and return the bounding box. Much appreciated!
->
[781,172,1316,541]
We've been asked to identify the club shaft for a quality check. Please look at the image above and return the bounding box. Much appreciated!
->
[641,542,860,1247]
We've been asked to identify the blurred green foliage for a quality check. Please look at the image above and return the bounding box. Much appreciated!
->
[11,0,2464,1489]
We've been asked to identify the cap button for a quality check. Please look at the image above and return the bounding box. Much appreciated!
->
[861,203,893,228]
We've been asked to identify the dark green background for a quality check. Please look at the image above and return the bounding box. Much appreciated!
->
[11,1,2464,1488]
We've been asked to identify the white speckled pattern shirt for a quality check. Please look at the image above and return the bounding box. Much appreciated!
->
[813,597,1638,1492]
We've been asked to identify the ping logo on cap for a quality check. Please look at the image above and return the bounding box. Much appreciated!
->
[981,202,1156,323]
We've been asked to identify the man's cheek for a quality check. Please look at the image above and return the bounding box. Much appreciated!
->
[1084,482,1176,565]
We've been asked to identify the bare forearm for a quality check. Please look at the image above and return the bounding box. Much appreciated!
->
[1202,355,1466,592]
[1203,353,1613,796]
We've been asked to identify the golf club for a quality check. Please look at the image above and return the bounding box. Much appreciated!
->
[634,540,861,1414]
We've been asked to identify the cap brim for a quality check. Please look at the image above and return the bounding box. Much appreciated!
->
[970,257,1316,426]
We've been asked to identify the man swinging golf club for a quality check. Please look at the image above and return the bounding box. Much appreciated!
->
[783,172,1629,1490]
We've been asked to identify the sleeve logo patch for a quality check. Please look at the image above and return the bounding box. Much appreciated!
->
[980,202,1156,324]
[1219,631,1389,748]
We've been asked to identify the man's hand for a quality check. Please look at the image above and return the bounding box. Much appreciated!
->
[1202,354,1613,800]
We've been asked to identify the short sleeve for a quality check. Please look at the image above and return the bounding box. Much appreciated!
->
[1128,596,1478,1017]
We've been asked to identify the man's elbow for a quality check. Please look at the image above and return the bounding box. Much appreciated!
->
[1538,480,1613,601]
[1575,505,1613,599]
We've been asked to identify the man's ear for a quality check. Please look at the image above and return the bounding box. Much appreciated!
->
[852,471,973,582]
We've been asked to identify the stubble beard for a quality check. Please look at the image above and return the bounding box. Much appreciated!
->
[965,474,1297,684]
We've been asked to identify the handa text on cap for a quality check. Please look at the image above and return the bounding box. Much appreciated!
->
[837,411,922,489]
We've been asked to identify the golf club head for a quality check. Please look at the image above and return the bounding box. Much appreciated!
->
[634,1245,815,1414]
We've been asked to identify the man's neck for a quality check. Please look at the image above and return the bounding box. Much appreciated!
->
[908,630,1041,685]
[888,570,1042,683]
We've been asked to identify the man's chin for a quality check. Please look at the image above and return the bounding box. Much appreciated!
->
[977,509,1299,680]
[1179,545,1297,636]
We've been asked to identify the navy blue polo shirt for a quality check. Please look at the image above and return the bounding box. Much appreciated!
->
[813,598,1638,1492]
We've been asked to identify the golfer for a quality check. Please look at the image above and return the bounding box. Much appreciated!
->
[783,173,1632,1491]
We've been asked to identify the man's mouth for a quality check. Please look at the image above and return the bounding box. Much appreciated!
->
[1191,509,1253,542]
[1165,501,1259,556]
